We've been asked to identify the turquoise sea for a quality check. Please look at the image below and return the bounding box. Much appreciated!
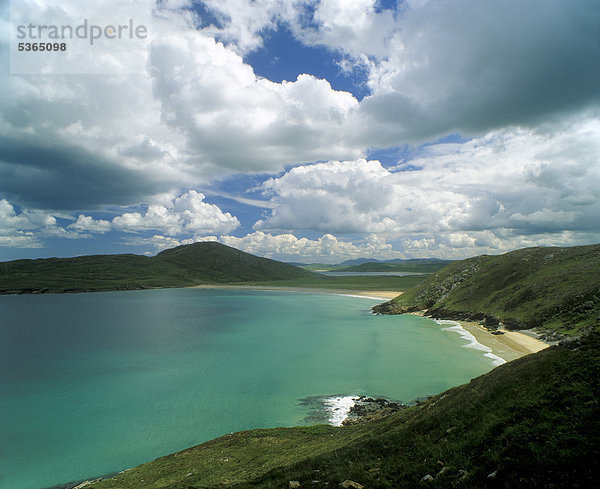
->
[0,288,501,489]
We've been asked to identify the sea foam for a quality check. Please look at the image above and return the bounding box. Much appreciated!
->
[436,320,506,367]
[323,395,359,426]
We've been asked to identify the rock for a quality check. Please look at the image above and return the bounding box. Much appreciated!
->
[289,481,301,488]
[421,474,434,482]
[340,480,363,489]
[487,470,497,479]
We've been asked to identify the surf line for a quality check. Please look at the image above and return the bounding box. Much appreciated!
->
[435,319,506,366]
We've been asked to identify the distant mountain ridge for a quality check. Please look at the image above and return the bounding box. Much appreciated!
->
[373,243,600,337]
[337,259,453,273]
[294,258,453,273]
[0,242,316,294]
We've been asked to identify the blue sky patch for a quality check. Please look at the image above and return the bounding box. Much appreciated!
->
[244,23,370,100]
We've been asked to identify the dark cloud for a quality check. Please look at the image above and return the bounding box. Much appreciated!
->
[359,0,600,143]
[0,136,166,210]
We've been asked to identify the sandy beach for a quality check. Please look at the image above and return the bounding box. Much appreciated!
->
[459,321,551,362]
[408,311,551,362]
[190,284,402,301]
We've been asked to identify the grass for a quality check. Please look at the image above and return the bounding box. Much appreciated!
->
[374,243,600,336]
[84,334,600,489]
[0,243,427,295]
[0,242,314,294]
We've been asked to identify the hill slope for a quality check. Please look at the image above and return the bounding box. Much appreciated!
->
[83,333,600,489]
[0,242,316,294]
[373,244,600,336]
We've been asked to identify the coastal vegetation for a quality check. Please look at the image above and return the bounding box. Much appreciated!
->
[373,244,600,337]
[7,241,597,488]
[0,242,424,295]
[83,333,600,489]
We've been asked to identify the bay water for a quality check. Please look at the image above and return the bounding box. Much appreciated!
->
[0,288,501,489]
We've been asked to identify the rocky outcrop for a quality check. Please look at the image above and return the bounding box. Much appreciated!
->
[342,397,407,425]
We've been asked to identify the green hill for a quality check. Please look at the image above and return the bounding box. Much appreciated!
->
[0,242,315,294]
[81,333,599,489]
[373,244,600,337]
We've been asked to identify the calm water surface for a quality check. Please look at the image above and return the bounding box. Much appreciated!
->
[0,288,498,489]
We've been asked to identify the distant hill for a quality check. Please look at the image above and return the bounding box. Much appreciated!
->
[338,259,453,274]
[373,244,600,336]
[337,257,381,266]
[84,333,600,489]
[296,258,453,273]
[0,242,316,294]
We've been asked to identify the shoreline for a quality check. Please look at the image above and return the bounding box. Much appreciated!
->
[189,284,402,301]
[409,311,551,363]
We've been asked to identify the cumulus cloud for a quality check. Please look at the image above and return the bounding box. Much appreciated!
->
[194,0,600,142]
[254,118,600,254]
[197,0,396,58]
[68,215,111,234]
[0,191,240,248]
[150,28,360,171]
[0,4,363,212]
[0,199,82,247]
[218,231,398,262]
[111,190,240,236]
[1,0,599,259]
[118,234,212,253]
[3,0,599,214]
[117,230,400,263]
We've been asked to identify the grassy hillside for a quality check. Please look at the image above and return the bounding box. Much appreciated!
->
[0,242,316,294]
[373,244,600,336]
[82,333,600,489]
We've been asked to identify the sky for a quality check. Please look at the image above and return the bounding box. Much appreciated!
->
[1,0,599,263]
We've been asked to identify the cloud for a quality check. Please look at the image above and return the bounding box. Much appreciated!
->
[117,230,399,262]
[111,190,240,236]
[0,191,239,248]
[1,1,599,260]
[219,231,399,262]
[68,215,111,234]
[0,5,362,213]
[357,0,600,142]
[118,234,212,253]
[194,0,600,142]
[255,159,397,233]
[254,118,600,253]
[222,231,388,260]
[150,28,360,171]
[0,199,82,247]
[3,0,599,216]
